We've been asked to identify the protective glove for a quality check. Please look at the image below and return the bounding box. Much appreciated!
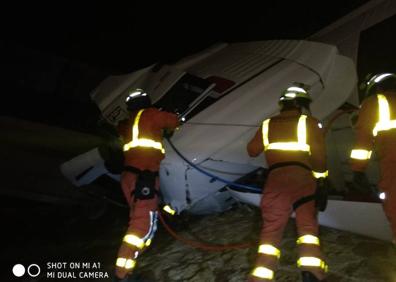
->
[352,171,371,193]
[315,178,329,212]
[163,128,175,139]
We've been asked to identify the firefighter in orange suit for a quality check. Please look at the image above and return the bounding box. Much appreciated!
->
[350,73,396,246]
[114,89,179,281]
[247,85,328,282]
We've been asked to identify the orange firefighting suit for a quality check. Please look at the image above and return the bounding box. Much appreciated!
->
[350,91,396,240]
[114,107,179,279]
[247,109,328,281]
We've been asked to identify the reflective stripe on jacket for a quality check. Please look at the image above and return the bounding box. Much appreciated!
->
[117,107,179,171]
[123,109,165,153]
[247,109,327,176]
[351,92,396,171]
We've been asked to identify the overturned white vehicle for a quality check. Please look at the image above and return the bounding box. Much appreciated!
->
[60,0,396,243]
[61,38,389,241]
[62,39,351,207]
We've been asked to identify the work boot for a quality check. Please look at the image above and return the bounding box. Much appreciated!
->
[302,271,326,282]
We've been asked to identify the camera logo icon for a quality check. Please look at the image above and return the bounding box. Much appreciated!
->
[12,264,40,277]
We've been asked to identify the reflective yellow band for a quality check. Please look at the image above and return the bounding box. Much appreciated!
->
[123,109,165,153]
[251,266,274,280]
[373,94,396,136]
[262,115,310,154]
[116,258,136,270]
[163,205,176,215]
[312,170,328,179]
[296,235,320,246]
[350,149,372,160]
[297,257,327,271]
[262,119,270,147]
[258,244,281,258]
[373,120,396,136]
[297,115,307,146]
[378,94,390,121]
[145,239,152,247]
[123,234,145,249]
[116,258,126,267]
[123,138,165,153]
[266,142,310,152]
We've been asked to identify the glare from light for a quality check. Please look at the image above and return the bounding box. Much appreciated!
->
[287,86,306,93]
[318,122,323,128]
[374,73,393,83]
[126,90,144,101]
[379,192,386,200]
[285,93,297,98]
[129,90,142,97]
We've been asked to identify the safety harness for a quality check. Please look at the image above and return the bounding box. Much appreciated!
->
[121,108,164,201]
[124,166,160,201]
[268,162,320,210]
[268,161,311,173]
[263,116,328,211]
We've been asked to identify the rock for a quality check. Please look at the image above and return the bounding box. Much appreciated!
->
[132,205,396,281]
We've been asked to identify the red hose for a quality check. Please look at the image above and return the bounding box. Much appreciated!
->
[158,212,255,251]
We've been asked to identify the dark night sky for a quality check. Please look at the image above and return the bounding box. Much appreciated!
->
[1,1,371,132]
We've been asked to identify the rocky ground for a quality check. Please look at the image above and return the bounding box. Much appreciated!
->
[2,118,395,282]
[136,204,396,282]
[2,195,396,282]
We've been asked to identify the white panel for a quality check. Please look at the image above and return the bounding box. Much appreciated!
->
[160,156,257,214]
[60,148,107,187]
[145,65,186,102]
[311,55,358,118]
[318,200,392,241]
[228,189,392,241]
[86,40,357,218]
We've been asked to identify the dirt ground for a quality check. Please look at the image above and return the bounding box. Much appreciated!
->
[3,199,395,282]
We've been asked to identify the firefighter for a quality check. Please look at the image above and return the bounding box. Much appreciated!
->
[247,85,328,282]
[350,73,396,246]
[114,89,179,281]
